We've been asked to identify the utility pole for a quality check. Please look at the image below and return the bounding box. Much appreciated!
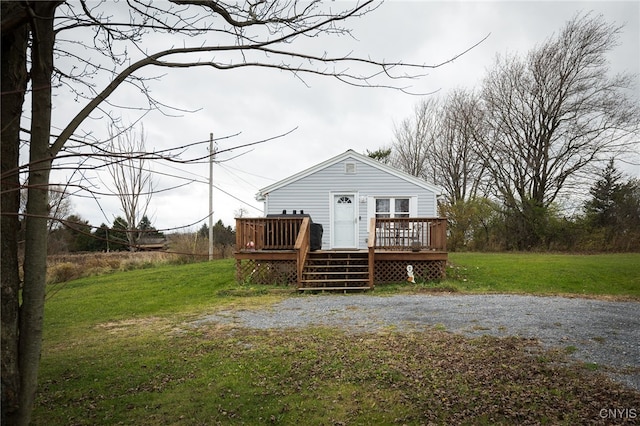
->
[208,132,215,261]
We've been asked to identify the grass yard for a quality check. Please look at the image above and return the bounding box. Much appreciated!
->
[446,252,640,298]
[45,260,235,335]
[33,253,640,424]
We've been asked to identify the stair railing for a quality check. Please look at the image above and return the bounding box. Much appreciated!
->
[294,217,311,288]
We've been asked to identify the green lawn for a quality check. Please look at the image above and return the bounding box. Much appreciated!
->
[43,259,290,341]
[446,252,640,297]
[33,253,640,424]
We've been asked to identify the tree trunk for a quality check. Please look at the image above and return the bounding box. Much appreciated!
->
[1,3,29,423]
[16,3,60,424]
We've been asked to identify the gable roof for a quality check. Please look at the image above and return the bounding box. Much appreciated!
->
[256,149,444,201]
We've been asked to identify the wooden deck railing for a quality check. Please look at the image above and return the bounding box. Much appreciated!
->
[236,217,306,251]
[370,217,447,251]
[236,217,447,252]
[294,218,311,285]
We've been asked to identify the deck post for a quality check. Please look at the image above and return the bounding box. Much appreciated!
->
[368,218,376,288]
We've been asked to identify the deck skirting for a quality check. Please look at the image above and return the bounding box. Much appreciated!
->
[235,250,447,286]
[236,258,297,285]
[374,258,446,283]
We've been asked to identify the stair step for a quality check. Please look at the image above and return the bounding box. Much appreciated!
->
[305,265,369,271]
[307,258,368,261]
[309,255,368,258]
[299,287,370,291]
[307,258,366,261]
[301,251,371,291]
[303,275,368,279]
[301,277,369,280]
[304,267,368,270]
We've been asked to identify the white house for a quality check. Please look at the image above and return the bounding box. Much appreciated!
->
[255,149,444,250]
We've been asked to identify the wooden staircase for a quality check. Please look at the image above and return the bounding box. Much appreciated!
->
[298,251,371,291]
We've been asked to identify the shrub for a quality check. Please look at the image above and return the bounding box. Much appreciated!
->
[45,252,176,284]
[166,232,232,264]
[47,262,81,284]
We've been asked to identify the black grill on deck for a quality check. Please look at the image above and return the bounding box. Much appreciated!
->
[266,211,323,251]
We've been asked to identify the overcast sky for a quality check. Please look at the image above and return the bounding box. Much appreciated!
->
[57,1,640,232]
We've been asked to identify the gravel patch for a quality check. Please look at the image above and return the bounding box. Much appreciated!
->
[192,294,640,391]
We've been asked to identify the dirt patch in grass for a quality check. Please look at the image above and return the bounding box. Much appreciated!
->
[95,317,174,336]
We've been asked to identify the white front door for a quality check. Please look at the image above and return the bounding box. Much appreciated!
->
[333,194,357,248]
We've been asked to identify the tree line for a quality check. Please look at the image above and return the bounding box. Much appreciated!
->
[46,215,236,255]
[41,184,236,255]
[47,214,164,254]
[371,14,640,252]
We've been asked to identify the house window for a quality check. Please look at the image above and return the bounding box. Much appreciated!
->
[395,198,410,218]
[375,197,410,218]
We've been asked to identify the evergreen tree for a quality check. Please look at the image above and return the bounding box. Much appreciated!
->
[584,160,640,250]
[584,160,623,228]
[197,222,209,239]
[212,220,235,246]
[92,224,110,252]
[109,217,130,251]
[366,147,392,164]
[63,215,94,252]
[137,215,164,240]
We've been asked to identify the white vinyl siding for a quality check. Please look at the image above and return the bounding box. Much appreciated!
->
[262,154,438,249]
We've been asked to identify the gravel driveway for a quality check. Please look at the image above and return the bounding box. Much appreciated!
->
[194,294,640,391]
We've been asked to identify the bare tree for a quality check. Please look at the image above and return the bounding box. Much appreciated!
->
[1,1,469,423]
[428,90,490,250]
[234,207,249,218]
[390,98,441,180]
[46,186,73,233]
[389,92,487,203]
[478,13,640,248]
[433,89,487,205]
[1,5,28,418]
[105,124,153,251]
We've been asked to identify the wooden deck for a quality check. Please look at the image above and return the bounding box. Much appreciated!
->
[235,217,448,290]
